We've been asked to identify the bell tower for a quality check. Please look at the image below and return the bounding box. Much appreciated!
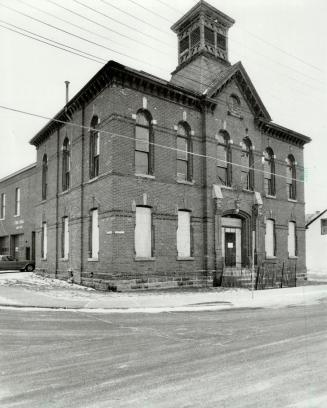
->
[170,0,235,93]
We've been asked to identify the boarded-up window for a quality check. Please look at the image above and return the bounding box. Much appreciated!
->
[135,207,152,258]
[0,193,5,219]
[288,221,296,256]
[321,219,327,235]
[62,217,69,259]
[41,222,47,259]
[265,219,275,257]
[177,210,191,258]
[90,209,99,259]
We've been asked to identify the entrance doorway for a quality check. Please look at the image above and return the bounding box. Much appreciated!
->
[225,232,236,266]
[222,217,242,267]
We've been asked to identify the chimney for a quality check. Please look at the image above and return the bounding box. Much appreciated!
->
[64,81,70,104]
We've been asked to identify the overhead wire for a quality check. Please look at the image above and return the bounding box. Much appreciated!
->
[7,0,325,98]
[71,0,171,46]
[0,22,105,64]
[155,0,325,74]
[0,104,309,188]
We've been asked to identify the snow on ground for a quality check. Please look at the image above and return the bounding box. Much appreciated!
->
[0,272,326,312]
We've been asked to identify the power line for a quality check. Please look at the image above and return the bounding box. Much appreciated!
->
[154,0,325,74]
[0,23,105,64]
[72,0,171,46]
[8,0,325,96]
[98,0,166,35]
[46,0,171,55]
[0,2,160,67]
[125,0,172,23]
[15,0,138,53]
[0,104,308,187]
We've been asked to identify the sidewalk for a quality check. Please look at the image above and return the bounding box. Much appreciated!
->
[0,272,326,312]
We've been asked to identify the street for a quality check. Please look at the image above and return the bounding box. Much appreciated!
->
[0,302,326,408]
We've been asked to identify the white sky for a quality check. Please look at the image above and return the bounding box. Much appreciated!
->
[0,0,326,213]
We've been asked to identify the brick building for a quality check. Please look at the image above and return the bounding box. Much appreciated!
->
[0,163,37,261]
[2,1,311,290]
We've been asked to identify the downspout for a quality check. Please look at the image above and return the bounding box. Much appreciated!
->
[200,95,209,280]
[55,127,60,278]
[79,103,85,284]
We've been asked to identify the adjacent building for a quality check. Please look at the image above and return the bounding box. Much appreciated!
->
[306,210,327,280]
[0,163,37,261]
[0,1,311,290]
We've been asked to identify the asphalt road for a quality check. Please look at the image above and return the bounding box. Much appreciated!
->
[0,303,326,408]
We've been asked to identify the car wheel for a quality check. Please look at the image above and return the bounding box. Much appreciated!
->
[25,264,34,272]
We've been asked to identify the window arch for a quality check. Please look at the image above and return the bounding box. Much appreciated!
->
[229,94,241,116]
[42,154,48,200]
[135,110,153,175]
[62,137,70,191]
[241,138,254,190]
[217,130,232,186]
[89,116,100,179]
[286,155,296,200]
[263,148,275,196]
[176,122,193,182]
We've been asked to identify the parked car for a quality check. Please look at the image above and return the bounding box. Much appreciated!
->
[0,255,35,272]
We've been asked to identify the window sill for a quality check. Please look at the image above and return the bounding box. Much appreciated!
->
[41,258,47,261]
[60,258,69,261]
[134,256,156,262]
[87,176,100,184]
[288,199,297,203]
[176,179,194,185]
[242,189,254,194]
[135,173,155,179]
[59,189,70,196]
[0,218,4,221]
[265,194,276,199]
[288,256,298,259]
[265,256,277,262]
[88,257,99,262]
[221,185,233,190]
[177,256,194,261]
[227,110,243,120]
[13,214,20,218]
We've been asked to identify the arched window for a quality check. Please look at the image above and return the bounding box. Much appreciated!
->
[135,111,153,175]
[263,148,275,196]
[62,138,70,191]
[89,116,100,179]
[229,94,241,116]
[42,154,48,200]
[286,155,296,200]
[176,122,193,182]
[241,138,254,190]
[217,130,232,186]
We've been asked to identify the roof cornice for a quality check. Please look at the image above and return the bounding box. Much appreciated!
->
[30,61,214,147]
[255,118,311,147]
